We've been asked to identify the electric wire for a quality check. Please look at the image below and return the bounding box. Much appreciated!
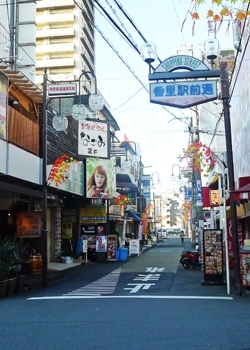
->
[74,0,189,126]
[103,0,139,51]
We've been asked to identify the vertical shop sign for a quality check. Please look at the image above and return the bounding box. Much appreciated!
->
[78,120,110,158]
[196,179,203,206]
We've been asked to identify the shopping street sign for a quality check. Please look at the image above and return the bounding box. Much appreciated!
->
[148,55,220,109]
[150,80,217,108]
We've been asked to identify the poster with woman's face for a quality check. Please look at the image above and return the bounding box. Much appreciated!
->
[86,158,114,199]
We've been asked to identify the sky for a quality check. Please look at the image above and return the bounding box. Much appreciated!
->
[94,0,234,194]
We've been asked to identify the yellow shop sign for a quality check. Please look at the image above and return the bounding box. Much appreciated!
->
[80,206,106,224]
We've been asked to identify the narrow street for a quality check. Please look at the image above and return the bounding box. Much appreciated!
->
[2,237,250,350]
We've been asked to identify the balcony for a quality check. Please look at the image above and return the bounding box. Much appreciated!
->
[82,0,94,19]
[80,36,94,58]
[36,0,75,9]
[36,13,75,25]
[36,43,75,54]
[83,24,94,45]
[81,52,94,72]
[36,28,74,39]
[36,58,75,69]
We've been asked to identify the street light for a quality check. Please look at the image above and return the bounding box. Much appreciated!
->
[72,70,104,121]
[41,69,103,288]
[170,164,183,185]
[151,171,161,188]
[123,141,138,167]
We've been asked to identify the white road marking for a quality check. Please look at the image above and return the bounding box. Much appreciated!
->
[63,268,121,296]
[27,295,233,300]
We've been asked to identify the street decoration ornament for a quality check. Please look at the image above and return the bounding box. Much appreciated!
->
[181,200,191,224]
[114,194,132,207]
[182,0,250,35]
[48,154,77,187]
[181,142,215,173]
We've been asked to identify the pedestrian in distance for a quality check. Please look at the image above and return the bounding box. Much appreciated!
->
[180,230,184,244]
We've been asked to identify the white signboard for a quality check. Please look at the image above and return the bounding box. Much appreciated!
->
[150,80,217,108]
[48,83,77,95]
[129,239,140,256]
[110,147,126,156]
[78,120,109,158]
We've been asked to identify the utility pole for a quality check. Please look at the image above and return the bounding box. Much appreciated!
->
[191,107,204,250]
[220,61,242,295]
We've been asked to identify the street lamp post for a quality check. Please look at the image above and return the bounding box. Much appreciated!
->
[42,69,48,288]
[41,69,104,288]
[170,164,183,185]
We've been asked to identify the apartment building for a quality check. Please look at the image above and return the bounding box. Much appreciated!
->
[35,0,95,88]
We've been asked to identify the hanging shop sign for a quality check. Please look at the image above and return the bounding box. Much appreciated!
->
[48,83,77,95]
[196,179,203,207]
[148,55,220,109]
[78,120,110,158]
[110,147,126,156]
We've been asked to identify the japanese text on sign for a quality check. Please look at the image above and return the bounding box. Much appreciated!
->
[153,83,214,97]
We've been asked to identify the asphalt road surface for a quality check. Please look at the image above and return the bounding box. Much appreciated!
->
[1,237,250,350]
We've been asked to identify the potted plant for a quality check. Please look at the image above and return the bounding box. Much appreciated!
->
[0,236,29,296]
[0,261,9,299]
[13,238,29,293]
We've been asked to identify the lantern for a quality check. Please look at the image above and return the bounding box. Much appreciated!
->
[52,115,68,131]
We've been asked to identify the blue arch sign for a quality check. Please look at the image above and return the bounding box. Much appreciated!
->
[149,55,220,109]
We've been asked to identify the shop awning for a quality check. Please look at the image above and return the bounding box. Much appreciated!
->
[126,210,141,221]
[116,174,138,194]
[232,183,250,201]
[116,182,138,193]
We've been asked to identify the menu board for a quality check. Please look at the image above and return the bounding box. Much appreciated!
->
[96,236,107,252]
[107,235,117,261]
[82,235,96,251]
[203,229,223,283]
[17,212,42,238]
[129,239,140,256]
[240,251,250,287]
